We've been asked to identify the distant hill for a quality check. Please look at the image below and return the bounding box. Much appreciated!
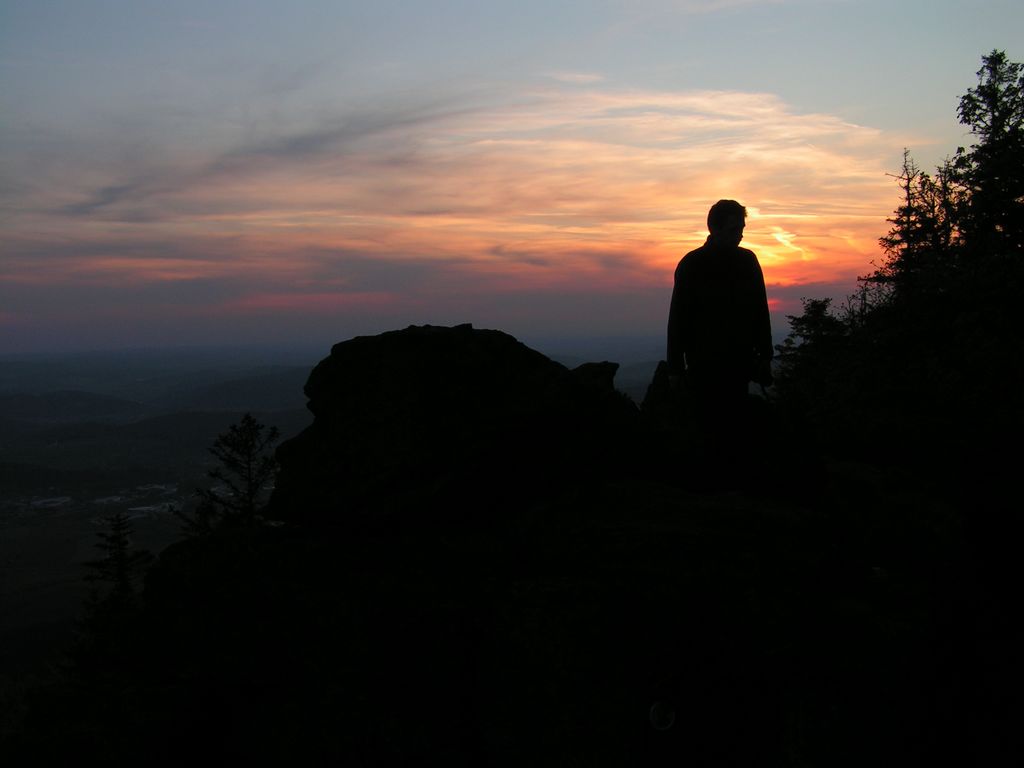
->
[0,391,148,424]
[0,409,312,476]
[0,349,316,505]
[614,360,660,402]
[0,347,321,404]
[155,366,310,412]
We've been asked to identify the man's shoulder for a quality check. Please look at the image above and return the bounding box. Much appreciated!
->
[677,242,712,268]
[735,245,760,265]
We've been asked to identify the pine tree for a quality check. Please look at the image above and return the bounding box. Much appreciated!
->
[874,151,961,299]
[83,511,154,611]
[772,298,850,415]
[177,413,280,535]
[953,50,1024,259]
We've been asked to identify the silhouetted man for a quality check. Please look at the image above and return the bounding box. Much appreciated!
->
[666,199,773,484]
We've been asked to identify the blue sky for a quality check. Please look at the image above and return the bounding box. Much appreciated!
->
[1,1,1021,354]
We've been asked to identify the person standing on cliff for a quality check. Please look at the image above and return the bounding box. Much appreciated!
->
[666,199,774,483]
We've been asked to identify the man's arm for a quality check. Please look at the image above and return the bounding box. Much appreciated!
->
[750,254,773,361]
[750,253,774,386]
[666,260,687,383]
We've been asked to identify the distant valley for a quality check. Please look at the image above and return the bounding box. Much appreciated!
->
[0,337,659,678]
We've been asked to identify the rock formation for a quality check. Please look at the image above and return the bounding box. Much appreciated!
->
[270,324,639,524]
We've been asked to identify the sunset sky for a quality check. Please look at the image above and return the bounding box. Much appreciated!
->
[2,1,1021,356]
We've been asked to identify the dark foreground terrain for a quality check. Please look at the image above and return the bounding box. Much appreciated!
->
[0,326,1017,766]
[3,463,1005,766]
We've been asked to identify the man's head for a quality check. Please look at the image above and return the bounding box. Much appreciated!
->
[707,199,746,247]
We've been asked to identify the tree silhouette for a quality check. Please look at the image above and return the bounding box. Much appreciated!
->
[773,298,848,391]
[775,50,1024,468]
[177,412,280,536]
[953,49,1024,259]
[873,150,961,300]
[83,510,153,612]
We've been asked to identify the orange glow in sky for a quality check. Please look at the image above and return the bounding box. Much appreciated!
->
[1,86,910,350]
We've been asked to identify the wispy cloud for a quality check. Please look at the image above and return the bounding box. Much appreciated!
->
[51,97,476,219]
[5,81,901,346]
[617,0,787,14]
[545,71,606,84]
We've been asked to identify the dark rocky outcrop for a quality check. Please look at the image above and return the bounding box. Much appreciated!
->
[270,324,640,525]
